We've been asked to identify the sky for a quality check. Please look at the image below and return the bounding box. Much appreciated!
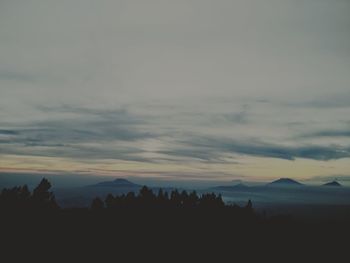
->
[1,0,350,186]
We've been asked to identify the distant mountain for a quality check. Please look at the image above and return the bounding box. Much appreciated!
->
[88,178,140,188]
[55,179,143,207]
[323,181,342,187]
[267,178,303,187]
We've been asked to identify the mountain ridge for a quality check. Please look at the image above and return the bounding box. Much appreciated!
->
[87,178,140,188]
[267,178,303,186]
[323,181,342,187]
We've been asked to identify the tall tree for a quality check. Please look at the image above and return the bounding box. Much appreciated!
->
[32,178,58,209]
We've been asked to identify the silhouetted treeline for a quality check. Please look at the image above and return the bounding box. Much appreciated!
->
[1,178,349,259]
[0,178,253,213]
[0,178,58,211]
[92,186,240,210]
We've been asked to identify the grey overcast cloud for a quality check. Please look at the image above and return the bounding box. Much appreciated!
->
[1,0,350,184]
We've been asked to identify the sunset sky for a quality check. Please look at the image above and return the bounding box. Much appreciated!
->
[1,0,350,185]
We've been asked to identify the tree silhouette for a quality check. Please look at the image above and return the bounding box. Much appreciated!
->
[199,192,224,208]
[170,189,181,207]
[125,192,136,207]
[31,178,58,210]
[246,199,253,211]
[20,185,31,200]
[91,197,104,210]
[105,194,115,209]
[0,178,59,211]
[139,186,156,206]
[188,191,199,207]
[157,189,167,207]
[0,177,257,225]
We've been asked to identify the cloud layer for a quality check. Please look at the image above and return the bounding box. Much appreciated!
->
[1,0,350,181]
[1,104,350,164]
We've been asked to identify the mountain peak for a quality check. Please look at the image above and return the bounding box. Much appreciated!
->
[89,178,140,188]
[113,178,132,184]
[268,178,302,186]
[323,181,342,187]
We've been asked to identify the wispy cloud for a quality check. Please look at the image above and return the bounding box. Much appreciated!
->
[305,175,350,183]
[0,105,159,161]
[172,136,350,161]
[2,104,350,163]
[0,130,19,135]
[1,0,350,181]
[299,129,350,138]
[0,71,38,83]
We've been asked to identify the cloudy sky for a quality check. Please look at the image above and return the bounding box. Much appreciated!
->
[1,0,350,185]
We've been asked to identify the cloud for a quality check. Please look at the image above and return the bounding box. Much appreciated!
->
[171,136,350,161]
[1,0,350,178]
[299,129,350,138]
[307,95,350,109]
[36,105,146,125]
[305,175,350,183]
[2,103,350,163]
[2,105,156,143]
[0,130,19,135]
[157,149,222,162]
[0,71,38,83]
[0,105,159,161]
[0,124,154,144]
[212,104,250,125]
[0,138,151,162]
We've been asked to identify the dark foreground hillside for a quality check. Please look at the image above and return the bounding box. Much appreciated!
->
[1,178,349,260]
